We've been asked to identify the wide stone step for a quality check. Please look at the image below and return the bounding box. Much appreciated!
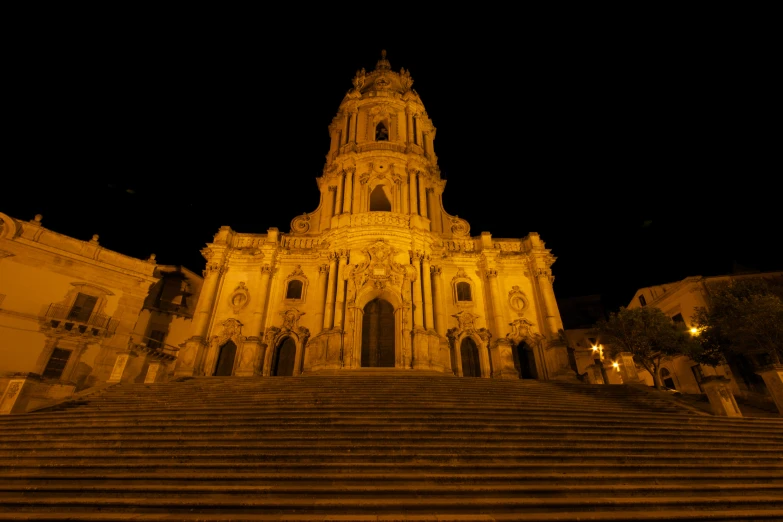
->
[5,470,783,485]
[0,421,781,442]
[1,446,780,459]
[2,440,780,452]
[1,509,782,521]
[2,483,782,498]
[3,406,713,422]
[3,461,782,473]
[1,495,782,514]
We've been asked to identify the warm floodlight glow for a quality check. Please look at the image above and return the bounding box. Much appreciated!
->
[689,327,701,336]
[612,362,620,369]
[591,345,599,351]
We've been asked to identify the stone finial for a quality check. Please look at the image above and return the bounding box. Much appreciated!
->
[90,234,100,244]
[33,214,42,223]
[376,49,391,70]
[147,253,157,263]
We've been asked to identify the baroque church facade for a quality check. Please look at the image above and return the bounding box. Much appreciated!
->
[1,53,576,414]
[175,52,574,382]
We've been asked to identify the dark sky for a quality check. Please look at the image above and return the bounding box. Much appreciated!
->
[3,20,780,312]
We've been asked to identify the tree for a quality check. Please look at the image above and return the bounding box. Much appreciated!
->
[592,306,698,390]
[692,278,783,367]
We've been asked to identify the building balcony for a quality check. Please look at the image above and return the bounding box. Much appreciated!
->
[43,304,118,337]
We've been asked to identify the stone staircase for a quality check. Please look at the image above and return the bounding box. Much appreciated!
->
[1,372,782,521]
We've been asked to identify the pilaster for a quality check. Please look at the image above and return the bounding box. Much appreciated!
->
[756,364,783,414]
[107,349,139,384]
[701,376,743,417]
[421,254,435,331]
[430,265,446,336]
[410,251,425,329]
[0,374,40,415]
[617,352,642,384]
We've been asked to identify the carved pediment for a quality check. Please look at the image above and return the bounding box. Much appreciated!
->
[346,240,410,302]
[212,318,244,347]
[447,311,491,344]
[507,318,544,344]
[280,308,305,331]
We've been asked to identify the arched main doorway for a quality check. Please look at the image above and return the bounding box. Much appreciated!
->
[514,342,538,379]
[460,337,481,377]
[214,340,237,376]
[272,337,296,376]
[361,298,395,367]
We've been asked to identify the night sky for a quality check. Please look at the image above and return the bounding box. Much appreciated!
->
[4,22,779,312]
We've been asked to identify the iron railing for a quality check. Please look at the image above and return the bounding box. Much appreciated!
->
[45,303,119,335]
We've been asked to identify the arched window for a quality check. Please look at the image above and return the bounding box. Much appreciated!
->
[456,282,472,302]
[660,368,676,389]
[375,122,388,141]
[369,185,392,211]
[285,280,303,300]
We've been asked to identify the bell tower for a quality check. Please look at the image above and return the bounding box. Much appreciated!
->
[291,50,456,236]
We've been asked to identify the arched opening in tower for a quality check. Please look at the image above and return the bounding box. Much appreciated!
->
[361,298,395,367]
[375,122,388,141]
[369,185,392,212]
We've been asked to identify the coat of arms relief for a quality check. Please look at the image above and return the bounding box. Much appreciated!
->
[346,240,415,305]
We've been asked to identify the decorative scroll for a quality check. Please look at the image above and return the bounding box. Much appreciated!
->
[450,217,470,238]
[290,214,311,234]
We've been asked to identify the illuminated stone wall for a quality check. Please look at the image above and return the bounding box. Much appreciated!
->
[0,212,162,407]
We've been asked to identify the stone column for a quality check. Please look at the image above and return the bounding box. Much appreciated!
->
[536,269,562,339]
[418,173,428,218]
[408,169,418,215]
[333,252,349,329]
[430,266,446,336]
[406,108,414,145]
[0,374,40,415]
[343,112,350,145]
[486,269,506,339]
[191,263,223,340]
[617,352,641,384]
[324,186,336,220]
[313,263,330,333]
[323,253,339,330]
[701,376,743,417]
[237,264,272,377]
[342,169,354,214]
[410,252,425,329]
[426,188,439,232]
[487,268,517,379]
[350,110,358,143]
[421,255,435,331]
[756,364,783,414]
[176,261,223,377]
[334,172,345,215]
